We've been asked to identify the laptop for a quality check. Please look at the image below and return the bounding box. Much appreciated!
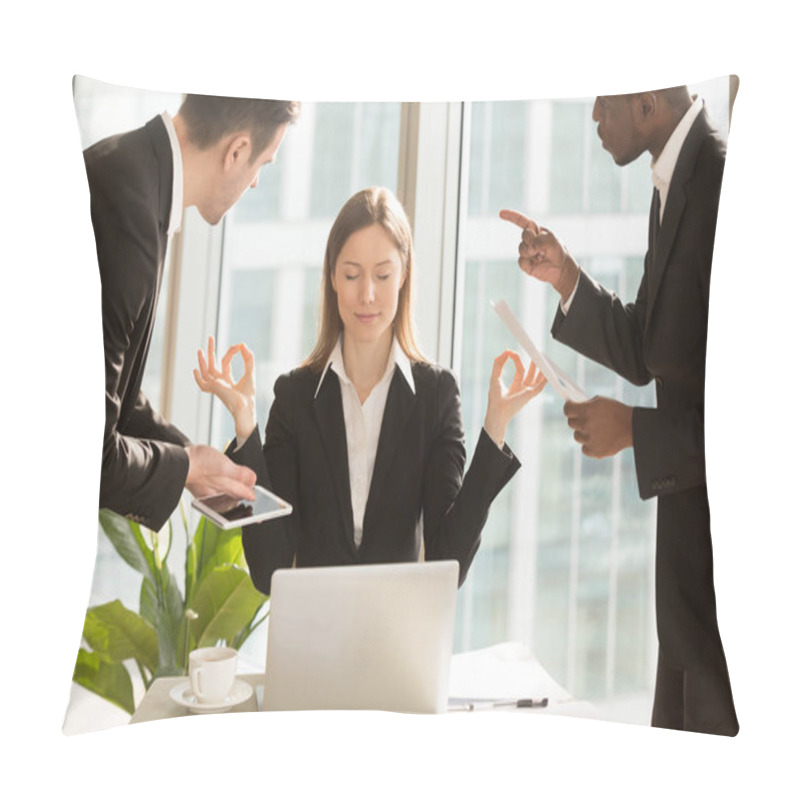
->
[262,560,459,714]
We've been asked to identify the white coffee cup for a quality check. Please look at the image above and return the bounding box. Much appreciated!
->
[188,646,238,705]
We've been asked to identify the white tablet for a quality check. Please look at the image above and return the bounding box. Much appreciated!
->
[191,485,292,530]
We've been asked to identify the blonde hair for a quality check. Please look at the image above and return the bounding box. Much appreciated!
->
[303,187,428,373]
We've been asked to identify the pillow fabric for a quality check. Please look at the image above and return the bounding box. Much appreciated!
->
[65,75,737,737]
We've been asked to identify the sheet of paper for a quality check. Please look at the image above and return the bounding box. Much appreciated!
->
[492,299,589,403]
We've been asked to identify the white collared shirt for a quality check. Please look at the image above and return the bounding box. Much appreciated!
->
[315,337,416,548]
[160,111,183,236]
[651,95,703,223]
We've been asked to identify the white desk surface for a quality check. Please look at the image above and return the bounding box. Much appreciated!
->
[130,641,597,724]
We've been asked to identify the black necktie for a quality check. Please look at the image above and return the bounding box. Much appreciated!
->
[650,186,661,248]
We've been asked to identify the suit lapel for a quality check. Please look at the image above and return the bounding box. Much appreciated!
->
[312,370,356,550]
[646,110,713,330]
[144,116,174,241]
[363,367,417,531]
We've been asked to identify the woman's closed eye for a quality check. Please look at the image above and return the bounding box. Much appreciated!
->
[344,272,391,281]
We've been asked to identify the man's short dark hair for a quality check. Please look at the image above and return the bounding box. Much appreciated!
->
[178,94,301,161]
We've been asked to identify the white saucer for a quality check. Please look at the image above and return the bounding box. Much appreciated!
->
[169,679,254,714]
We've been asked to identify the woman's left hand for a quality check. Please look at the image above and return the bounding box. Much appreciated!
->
[484,350,547,447]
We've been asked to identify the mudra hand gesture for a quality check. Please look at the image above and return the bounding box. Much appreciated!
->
[484,350,547,447]
[194,336,258,443]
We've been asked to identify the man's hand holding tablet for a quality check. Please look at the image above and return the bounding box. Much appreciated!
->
[192,485,292,531]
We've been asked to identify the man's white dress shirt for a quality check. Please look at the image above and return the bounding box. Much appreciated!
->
[160,111,183,236]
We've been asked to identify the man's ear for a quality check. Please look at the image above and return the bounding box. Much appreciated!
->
[223,133,253,173]
[636,92,658,122]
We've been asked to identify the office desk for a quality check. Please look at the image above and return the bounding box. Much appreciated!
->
[130,642,596,724]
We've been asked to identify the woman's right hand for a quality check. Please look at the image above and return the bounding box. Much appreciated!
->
[193,336,258,444]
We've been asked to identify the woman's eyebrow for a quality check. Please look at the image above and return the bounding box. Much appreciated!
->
[341,259,395,268]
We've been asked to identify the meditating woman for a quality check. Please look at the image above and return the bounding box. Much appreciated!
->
[194,186,545,594]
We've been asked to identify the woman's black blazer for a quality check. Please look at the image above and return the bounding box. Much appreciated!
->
[228,362,521,593]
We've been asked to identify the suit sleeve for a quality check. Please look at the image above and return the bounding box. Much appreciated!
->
[552,269,651,387]
[99,368,190,531]
[421,370,521,586]
[552,268,706,500]
[93,161,190,532]
[630,406,705,499]
[226,374,296,594]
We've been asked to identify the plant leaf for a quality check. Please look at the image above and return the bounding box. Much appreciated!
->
[190,565,268,648]
[158,569,185,676]
[98,509,156,580]
[73,648,135,715]
[82,600,159,674]
[139,573,185,677]
[185,518,248,605]
[232,607,269,651]
[150,517,172,567]
[139,577,158,628]
[179,499,189,543]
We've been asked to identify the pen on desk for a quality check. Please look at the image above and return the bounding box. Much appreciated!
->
[450,697,549,711]
[494,698,548,709]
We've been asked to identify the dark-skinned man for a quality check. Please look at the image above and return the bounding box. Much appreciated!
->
[501,85,738,736]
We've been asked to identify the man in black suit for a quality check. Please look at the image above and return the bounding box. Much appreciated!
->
[501,85,738,735]
[84,93,300,532]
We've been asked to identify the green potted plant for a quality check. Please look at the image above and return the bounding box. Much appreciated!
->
[73,505,268,715]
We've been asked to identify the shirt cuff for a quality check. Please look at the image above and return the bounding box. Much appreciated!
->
[559,269,581,315]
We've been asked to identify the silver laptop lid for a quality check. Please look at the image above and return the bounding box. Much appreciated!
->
[263,560,459,714]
